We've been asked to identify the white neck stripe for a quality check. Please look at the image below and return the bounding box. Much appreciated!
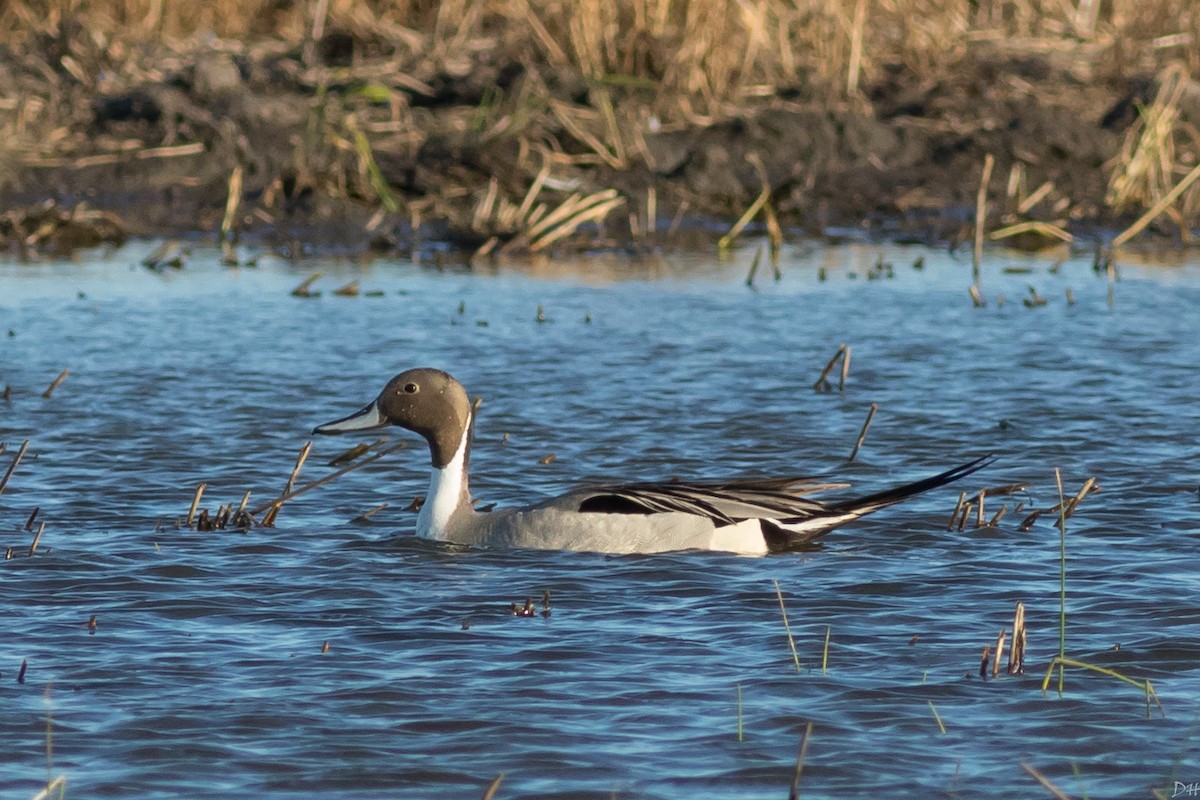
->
[416,413,471,540]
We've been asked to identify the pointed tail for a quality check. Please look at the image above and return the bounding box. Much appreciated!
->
[825,452,997,517]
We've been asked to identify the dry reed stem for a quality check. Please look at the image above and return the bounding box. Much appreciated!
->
[1112,160,1200,251]
[1040,656,1165,718]
[973,153,995,285]
[41,371,68,399]
[985,482,1029,496]
[958,501,973,532]
[947,491,966,531]
[847,402,877,463]
[927,700,947,734]
[0,439,29,496]
[1020,763,1074,800]
[813,344,847,391]
[221,163,244,241]
[1008,601,1026,674]
[764,201,783,267]
[29,776,66,800]
[735,682,743,741]
[1062,477,1097,520]
[506,189,624,253]
[1055,467,1067,694]
[976,489,985,527]
[350,503,389,523]
[746,245,763,287]
[821,626,830,675]
[846,0,868,97]
[249,441,411,516]
[29,521,45,556]
[719,154,771,251]
[1108,63,1193,219]
[773,579,802,673]
[262,442,313,525]
[838,346,851,391]
[481,772,505,800]
[992,628,1006,677]
[787,721,813,800]
[989,221,1073,244]
[1017,181,1055,215]
[292,273,322,297]
[186,483,206,527]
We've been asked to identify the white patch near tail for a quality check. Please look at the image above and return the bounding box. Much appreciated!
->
[708,519,770,556]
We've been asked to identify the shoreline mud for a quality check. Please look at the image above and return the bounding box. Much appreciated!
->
[2,3,1199,259]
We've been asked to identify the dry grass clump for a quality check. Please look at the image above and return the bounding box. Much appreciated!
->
[3,0,1200,246]
[4,0,1197,120]
[1107,62,1200,239]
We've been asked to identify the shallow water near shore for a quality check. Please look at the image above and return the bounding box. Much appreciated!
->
[2,240,1199,799]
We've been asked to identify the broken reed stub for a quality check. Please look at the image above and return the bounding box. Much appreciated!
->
[813,343,848,391]
[1007,601,1026,675]
[847,402,877,463]
[947,491,967,531]
[42,370,69,399]
[186,483,207,527]
[0,439,30,497]
[28,521,45,557]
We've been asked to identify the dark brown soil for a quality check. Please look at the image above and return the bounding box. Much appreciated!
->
[1,33,1194,258]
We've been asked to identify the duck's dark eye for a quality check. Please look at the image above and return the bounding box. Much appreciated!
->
[403,382,419,394]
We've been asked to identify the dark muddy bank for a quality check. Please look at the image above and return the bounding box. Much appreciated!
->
[1,30,1197,258]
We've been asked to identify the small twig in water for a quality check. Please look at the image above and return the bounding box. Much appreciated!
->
[847,402,877,463]
[291,272,322,297]
[350,503,389,524]
[821,626,831,675]
[0,440,29,496]
[992,629,1006,677]
[186,483,206,527]
[481,772,505,800]
[1007,601,1026,675]
[947,491,967,531]
[773,579,802,673]
[745,245,763,288]
[787,721,813,800]
[1056,468,1067,695]
[973,153,995,286]
[42,370,69,399]
[812,344,847,392]
[1020,762,1073,800]
[250,441,413,516]
[29,521,45,556]
[736,683,743,742]
[262,442,313,526]
[928,700,947,734]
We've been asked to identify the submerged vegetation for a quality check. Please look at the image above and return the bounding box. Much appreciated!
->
[1,0,1199,255]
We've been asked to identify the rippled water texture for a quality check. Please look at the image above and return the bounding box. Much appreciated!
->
[3,241,1199,799]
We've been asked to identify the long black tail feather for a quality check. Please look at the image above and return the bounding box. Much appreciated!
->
[822,452,997,519]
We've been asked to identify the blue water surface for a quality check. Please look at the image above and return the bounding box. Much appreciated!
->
[1,239,1198,799]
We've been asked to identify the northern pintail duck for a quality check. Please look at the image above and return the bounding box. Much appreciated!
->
[313,368,993,555]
